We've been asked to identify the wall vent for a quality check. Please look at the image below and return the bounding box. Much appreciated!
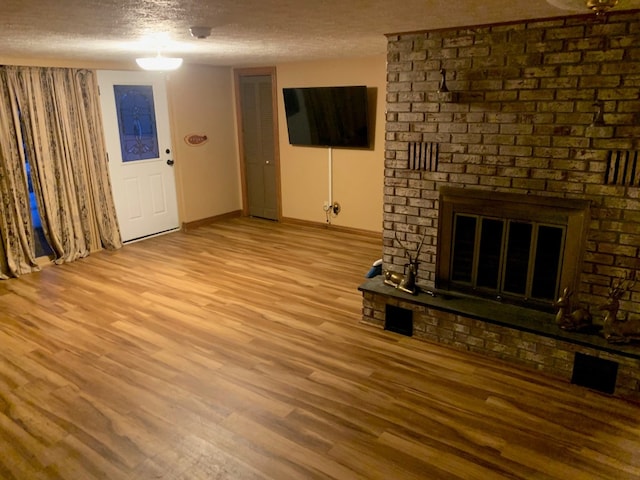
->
[408,142,438,171]
[384,304,413,337]
[605,150,639,186]
[571,352,618,394]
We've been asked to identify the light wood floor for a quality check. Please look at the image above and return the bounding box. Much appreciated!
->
[1,218,639,479]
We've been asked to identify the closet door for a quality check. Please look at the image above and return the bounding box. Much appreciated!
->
[237,72,279,220]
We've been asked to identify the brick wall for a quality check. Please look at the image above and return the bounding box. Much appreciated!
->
[384,11,640,321]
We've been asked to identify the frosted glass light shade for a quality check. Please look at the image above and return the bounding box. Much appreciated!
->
[136,56,183,71]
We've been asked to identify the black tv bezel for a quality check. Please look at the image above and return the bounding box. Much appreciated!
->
[282,85,370,149]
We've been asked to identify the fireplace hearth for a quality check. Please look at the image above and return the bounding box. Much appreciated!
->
[360,277,640,401]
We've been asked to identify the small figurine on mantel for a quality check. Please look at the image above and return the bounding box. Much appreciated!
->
[600,271,640,344]
[553,287,593,332]
[383,232,425,295]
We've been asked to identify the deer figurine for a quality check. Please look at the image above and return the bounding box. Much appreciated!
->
[600,271,639,344]
[383,232,425,295]
[553,287,592,332]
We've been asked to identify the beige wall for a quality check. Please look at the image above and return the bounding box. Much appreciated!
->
[167,64,242,224]
[167,56,387,232]
[276,55,386,233]
[4,55,386,233]
[1,58,243,226]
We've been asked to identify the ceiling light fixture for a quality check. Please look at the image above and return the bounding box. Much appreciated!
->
[546,0,638,15]
[586,0,619,15]
[136,51,183,71]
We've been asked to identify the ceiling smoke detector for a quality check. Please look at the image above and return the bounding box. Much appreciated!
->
[190,26,212,39]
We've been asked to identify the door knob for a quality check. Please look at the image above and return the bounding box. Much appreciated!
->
[167,159,174,166]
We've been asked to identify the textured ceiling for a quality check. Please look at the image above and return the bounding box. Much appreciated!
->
[2,0,640,67]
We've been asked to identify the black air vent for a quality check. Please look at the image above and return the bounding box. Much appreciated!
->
[571,352,618,394]
[605,150,639,186]
[384,304,413,337]
[408,142,438,171]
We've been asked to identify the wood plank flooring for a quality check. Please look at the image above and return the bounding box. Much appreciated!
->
[1,217,639,479]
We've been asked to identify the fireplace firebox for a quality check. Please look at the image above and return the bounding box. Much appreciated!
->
[437,188,590,311]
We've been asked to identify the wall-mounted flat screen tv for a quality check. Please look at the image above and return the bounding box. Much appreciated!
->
[282,85,370,148]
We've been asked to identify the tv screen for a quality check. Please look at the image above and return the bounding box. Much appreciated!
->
[282,85,370,148]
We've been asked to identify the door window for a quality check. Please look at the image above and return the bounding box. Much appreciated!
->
[113,85,159,162]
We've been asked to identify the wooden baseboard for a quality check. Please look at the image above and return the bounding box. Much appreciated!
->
[280,216,381,239]
[182,210,243,231]
[184,213,381,240]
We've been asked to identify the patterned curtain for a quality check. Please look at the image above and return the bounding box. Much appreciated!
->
[0,69,39,278]
[0,66,122,278]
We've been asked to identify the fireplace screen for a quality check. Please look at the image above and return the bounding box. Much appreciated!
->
[451,214,564,302]
[437,188,589,310]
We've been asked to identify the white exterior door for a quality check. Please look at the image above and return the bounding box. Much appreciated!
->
[97,70,179,243]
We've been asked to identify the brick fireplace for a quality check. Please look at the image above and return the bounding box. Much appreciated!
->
[361,10,640,400]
